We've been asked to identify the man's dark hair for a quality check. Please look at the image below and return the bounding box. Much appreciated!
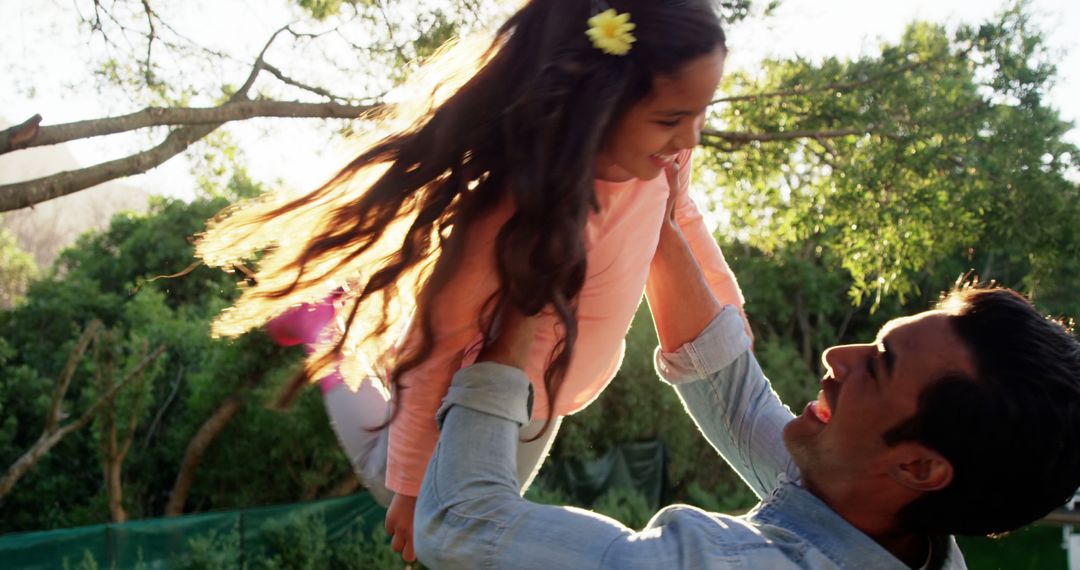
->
[883,287,1080,535]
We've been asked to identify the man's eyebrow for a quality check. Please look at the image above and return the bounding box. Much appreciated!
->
[879,337,896,381]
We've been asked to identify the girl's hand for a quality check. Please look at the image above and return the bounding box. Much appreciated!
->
[662,161,683,224]
[386,493,418,562]
[659,158,756,345]
[658,161,686,251]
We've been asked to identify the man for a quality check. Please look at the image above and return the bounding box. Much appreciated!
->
[412,173,1080,569]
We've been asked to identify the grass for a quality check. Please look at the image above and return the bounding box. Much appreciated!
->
[957,525,1068,570]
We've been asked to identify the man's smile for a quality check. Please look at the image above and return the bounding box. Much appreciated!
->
[810,378,839,424]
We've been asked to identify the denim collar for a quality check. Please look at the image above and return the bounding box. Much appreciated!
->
[748,480,966,570]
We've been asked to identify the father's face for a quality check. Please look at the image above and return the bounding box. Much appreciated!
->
[782,311,976,498]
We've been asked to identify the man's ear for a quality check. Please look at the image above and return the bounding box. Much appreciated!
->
[888,443,953,492]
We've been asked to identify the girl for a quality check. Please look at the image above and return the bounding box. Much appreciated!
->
[197,0,746,562]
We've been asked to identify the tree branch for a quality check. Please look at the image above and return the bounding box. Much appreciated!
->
[701,126,875,146]
[164,391,247,516]
[140,0,157,86]
[0,344,165,499]
[45,321,103,432]
[0,122,209,211]
[261,61,363,103]
[324,471,361,498]
[713,60,923,104]
[0,100,374,211]
[2,101,377,155]
[0,20,386,213]
[68,344,166,435]
[1,115,43,151]
[140,364,183,452]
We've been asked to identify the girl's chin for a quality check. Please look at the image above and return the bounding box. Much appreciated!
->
[649,154,675,169]
[596,165,636,182]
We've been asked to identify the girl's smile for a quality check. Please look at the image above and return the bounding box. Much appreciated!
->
[595,47,726,182]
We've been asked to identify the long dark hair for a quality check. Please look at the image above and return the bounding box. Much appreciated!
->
[198,0,727,422]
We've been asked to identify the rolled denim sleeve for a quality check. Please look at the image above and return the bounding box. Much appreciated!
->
[416,362,631,569]
[655,306,799,498]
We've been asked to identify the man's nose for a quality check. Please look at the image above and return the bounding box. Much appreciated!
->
[822,345,853,379]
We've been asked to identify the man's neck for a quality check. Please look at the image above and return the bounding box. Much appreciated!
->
[873,529,931,569]
[810,481,931,568]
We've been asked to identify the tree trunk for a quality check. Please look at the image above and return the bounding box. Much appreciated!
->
[324,471,361,498]
[0,343,162,499]
[0,430,67,498]
[105,455,128,523]
[164,393,246,516]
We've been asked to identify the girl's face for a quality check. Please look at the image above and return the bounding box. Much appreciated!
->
[595,48,726,182]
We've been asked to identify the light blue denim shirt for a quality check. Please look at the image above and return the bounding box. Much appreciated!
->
[414,306,967,569]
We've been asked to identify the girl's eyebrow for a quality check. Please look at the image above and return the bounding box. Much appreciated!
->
[656,105,709,117]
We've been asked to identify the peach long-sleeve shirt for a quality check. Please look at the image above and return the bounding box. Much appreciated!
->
[387,150,745,496]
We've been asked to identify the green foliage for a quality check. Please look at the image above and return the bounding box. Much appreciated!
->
[708,4,1080,310]
[294,0,351,21]
[752,335,816,409]
[553,302,805,510]
[685,480,758,515]
[0,195,349,532]
[590,487,654,529]
[553,304,726,491]
[182,527,243,570]
[956,525,1067,570]
[523,482,574,506]
[0,227,38,308]
[56,511,409,570]
[181,514,408,570]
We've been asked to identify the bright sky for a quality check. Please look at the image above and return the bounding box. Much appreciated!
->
[1,0,1077,200]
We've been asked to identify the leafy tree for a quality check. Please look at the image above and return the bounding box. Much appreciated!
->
[708,3,1079,310]
[0,187,348,532]
[0,227,38,308]
[1,0,759,211]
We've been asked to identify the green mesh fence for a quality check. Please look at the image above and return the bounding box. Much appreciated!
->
[0,492,387,569]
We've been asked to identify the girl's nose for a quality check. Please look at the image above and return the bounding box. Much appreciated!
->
[673,114,704,150]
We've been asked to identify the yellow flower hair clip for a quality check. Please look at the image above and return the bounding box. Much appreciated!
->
[586,8,636,56]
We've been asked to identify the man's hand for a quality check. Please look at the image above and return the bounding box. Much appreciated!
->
[386,493,418,562]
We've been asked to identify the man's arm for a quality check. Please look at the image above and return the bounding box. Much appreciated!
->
[657,308,797,498]
[414,306,774,568]
[414,358,785,569]
[646,163,725,353]
[645,165,797,497]
[413,361,633,569]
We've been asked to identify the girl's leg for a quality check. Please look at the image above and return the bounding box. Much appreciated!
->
[515,416,564,493]
[322,380,395,506]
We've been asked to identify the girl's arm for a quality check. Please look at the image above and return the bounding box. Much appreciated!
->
[646,150,749,344]
[386,199,512,496]
[646,164,795,497]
